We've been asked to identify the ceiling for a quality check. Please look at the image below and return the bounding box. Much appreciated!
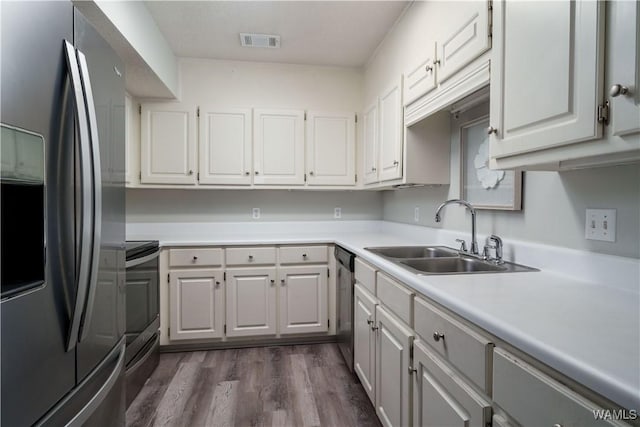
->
[145,1,410,68]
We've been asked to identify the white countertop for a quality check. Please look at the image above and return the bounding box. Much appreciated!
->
[128,220,640,411]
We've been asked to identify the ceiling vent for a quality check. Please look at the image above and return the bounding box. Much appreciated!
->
[240,33,281,48]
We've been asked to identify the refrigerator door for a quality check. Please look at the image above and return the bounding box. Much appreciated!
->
[0,2,77,426]
[73,8,126,384]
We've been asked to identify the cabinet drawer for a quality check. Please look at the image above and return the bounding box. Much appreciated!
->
[414,296,493,393]
[169,248,223,268]
[493,348,622,427]
[226,247,276,266]
[355,258,376,295]
[376,272,413,327]
[279,245,328,264]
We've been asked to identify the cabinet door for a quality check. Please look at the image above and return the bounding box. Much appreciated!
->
[404,43,437,106]
[436,0,491,84]
[169,269,224,340]
[363,102,379,184]
[412,340,491,427]
[199,107,252,185]
[124,94,133,184]
[140,103,197,184]
[375,305,414,427]
[253,109,305,185]
[278,266,328,335]
[226,267,277,337]
[490,0,605,159]
[306,111,356,186]
[354,284,377,405]
[378,80,403,182]
[608,0,640,137]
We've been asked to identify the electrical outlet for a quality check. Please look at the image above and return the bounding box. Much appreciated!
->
[414,206,420,222]
[585,208,616,242]
[334,207,342,219]
[252,208,260,219]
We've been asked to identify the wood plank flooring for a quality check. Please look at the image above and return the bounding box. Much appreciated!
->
[126,343,381,427]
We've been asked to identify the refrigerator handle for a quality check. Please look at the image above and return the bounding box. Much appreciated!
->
[76,48,103,342]
[63,40,94,352]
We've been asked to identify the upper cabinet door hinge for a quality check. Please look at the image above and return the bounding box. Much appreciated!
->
[355,113,358,123]
[597,101,609,125]
[304,112,307,121]
[327,268,330,278]
[197,107,200,117]
[224,272,227,281]
[138,104,142,115]
[167,273,170,283]
[488,0,493,38]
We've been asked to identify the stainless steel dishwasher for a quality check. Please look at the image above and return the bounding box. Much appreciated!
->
[335,245,355,372]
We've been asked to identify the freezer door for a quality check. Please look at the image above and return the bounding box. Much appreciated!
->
[73,8,127,383]
[0,2,77,426]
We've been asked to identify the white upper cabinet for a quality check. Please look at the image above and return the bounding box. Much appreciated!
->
[403,1,491,111]
[378,79,404,182]
[305,111,356,186]
[403,43,437,106]
[253,108,305,186]
[140,102,197,184]
[436,0,491,84]
[489,0,605,160]
[124,94,133,184]
[608,0,640,137]
[363,102,379,184]
[199,107,252,185]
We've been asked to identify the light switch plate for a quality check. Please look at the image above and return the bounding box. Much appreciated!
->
[252,208,260,219]
[414,206,420,222]
[334,207,342,219]
[585,209,616,242]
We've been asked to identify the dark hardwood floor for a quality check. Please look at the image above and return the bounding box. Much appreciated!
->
[126,343,381,427]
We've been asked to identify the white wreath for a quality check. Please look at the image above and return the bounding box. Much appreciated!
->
[473,138,505,189]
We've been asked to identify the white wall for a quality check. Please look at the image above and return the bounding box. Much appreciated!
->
[178,57,362,111]
[126,189,382,223]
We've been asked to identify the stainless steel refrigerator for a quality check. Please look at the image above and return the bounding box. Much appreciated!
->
[1,2,126,425]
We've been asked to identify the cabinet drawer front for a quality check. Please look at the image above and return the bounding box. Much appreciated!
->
[279,246,328,264]
[493,348,622,427]
[413,340,491,427]
[376,272,414,327]
[355,258,376,295]
[169,248,223,268]
[414,296,492,393]
[226,247,276,266]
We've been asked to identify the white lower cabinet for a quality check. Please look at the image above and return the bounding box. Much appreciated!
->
[375,305,414,427]
[225,267,277,337]
[493,348,626,427]
[354,284,378,404]
[412,340,491,427]
[278,266,328,335]
[169,269,224,340]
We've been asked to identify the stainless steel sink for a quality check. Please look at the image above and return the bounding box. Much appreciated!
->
[365,246,459,259]
[400,257,504,274]
[364,245,538,275]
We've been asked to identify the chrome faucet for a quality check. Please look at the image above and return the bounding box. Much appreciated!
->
[485,235,504,264]
[434,199,479,255]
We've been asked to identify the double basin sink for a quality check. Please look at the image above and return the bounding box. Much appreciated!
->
[365,246,537,275]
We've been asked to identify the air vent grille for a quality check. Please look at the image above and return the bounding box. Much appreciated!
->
[240,33,281,49]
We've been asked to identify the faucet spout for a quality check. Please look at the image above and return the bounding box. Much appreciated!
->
[434,199,479,255]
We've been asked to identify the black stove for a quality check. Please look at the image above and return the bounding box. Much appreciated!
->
[125,240,159,261]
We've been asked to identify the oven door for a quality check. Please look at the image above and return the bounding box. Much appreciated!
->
[124,250,159,366]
